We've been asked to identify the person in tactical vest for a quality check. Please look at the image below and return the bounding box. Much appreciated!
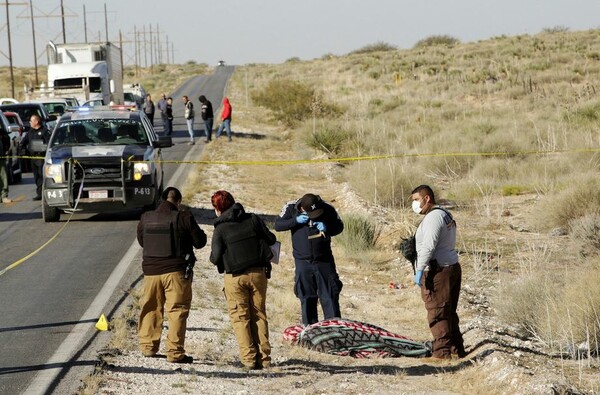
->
[136,187,207,364]
[20,114,50,201]
[209,190,277,370]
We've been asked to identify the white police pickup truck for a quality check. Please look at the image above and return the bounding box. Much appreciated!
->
[41,107,172,222]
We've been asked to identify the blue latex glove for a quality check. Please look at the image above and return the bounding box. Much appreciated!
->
[414,270,423,287]
[314,221,326,232]
[296,214,310,224]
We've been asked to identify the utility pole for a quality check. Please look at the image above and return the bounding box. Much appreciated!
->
[29,0,38,85]
[60,0,66,43]
[104,3,108,42]
[165,35,169,64]
[149,24,153,69]
[83,4,87,43]
[134,25,139,76]
[1,1,26,97]
[5,1,14,97]
[143,25,147,68]
[17,2,75,86]
[119,29,123,80]
[156,24,160,64]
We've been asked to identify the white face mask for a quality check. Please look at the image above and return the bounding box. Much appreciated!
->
[412,200,422,214]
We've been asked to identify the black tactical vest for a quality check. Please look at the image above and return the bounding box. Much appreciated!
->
[142,210,180,258]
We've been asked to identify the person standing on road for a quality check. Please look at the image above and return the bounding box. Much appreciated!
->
[411,184,465,360]
[157,93,168,132]
[19,114,50,201]
[182,96,195,145]
[209,190,276,370]
[275,193,344,326]
[164,97,174,136]
[198,95,214,143]
[137,187,207,364]
[0,127,11,203]
[144,94,155,126]
[215,97,233,141]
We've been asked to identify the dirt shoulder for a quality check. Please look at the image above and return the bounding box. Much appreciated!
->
[85,98,597,395]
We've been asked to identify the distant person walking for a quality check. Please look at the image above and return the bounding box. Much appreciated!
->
[210,190,276,370]
[164,97,174,136]
[0,127,11,203]
[137,187,207,364]
[183,96,195,145]
[157,93,168,132]
[144,94,155,126]
[411,184,465,360]
[215,97,233,141]
[198,95,214,143]
[20,114,51,201]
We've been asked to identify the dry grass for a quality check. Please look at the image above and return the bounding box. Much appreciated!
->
[74,29,600,394]
[182,32,600,392]
[242,30,600,215]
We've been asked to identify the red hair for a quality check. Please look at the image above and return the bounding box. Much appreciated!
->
[211,190,235,212]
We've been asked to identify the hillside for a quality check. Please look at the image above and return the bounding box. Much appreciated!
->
[80,29,598,394]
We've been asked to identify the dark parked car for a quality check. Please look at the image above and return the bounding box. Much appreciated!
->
[0,102,57,133]
[0,111,22,184]
[41,107,173,222]
[2,111,31,173]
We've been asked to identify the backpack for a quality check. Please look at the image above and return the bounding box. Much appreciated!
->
[142,210,180,258]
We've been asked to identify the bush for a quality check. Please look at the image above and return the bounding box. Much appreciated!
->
[349,41,397,55]
[566,101,600,125]
[337,214,379,253]
[542,26,569,34]
[531,174,600,231]
[414,35,460,49]
[347,161,417,209]
[495,272,560,340]
[496,258,600,356]
[305,126,349,156]
[501,185,526,196]
[251,79,343,126]
[569,213,600,257]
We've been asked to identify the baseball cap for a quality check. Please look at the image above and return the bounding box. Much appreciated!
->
[300,193,324,219]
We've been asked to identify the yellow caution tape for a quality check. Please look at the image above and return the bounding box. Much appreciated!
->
[0,218,71,277]
[139,147,600,165]
[2,147,599,166]
[0,159,81,277]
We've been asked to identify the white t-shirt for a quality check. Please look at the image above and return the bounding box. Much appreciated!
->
[415,207,459,271]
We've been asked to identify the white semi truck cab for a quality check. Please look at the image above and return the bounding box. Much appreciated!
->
[26,41,124,105]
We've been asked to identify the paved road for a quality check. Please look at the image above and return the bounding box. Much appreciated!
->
[0,66,234,395]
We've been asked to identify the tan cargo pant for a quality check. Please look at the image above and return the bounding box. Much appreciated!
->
[138,271,192,361]
[223,267,271,368]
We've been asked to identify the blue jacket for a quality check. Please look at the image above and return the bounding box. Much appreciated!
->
[274,199,343,262]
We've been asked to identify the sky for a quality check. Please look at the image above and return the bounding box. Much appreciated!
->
[1,0,600,69]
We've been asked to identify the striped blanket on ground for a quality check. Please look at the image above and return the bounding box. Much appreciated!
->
[283,319,431,358]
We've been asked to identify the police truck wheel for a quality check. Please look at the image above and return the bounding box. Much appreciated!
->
[42,196,60,222]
